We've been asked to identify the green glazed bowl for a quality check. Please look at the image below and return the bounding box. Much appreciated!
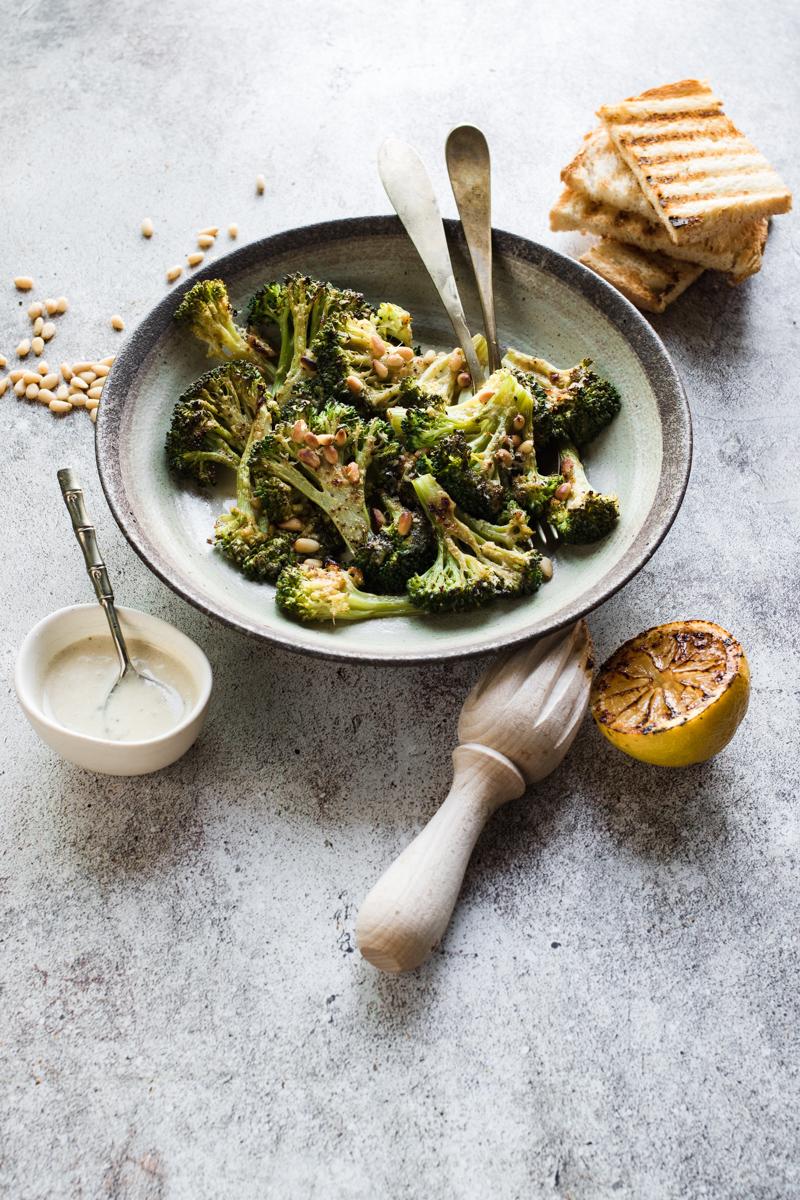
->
[96,216,691,664]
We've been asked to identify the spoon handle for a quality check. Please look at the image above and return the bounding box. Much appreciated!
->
[378,137,484,386]
[57,468,131,676]
[446,126,501,374]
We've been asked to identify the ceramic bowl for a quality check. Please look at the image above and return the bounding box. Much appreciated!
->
[15,605,213,775]
[96,216,691,664]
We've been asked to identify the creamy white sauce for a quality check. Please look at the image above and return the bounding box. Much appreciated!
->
[43,636,194,741]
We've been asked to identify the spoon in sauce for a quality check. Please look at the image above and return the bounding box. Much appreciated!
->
[57,468,175,738]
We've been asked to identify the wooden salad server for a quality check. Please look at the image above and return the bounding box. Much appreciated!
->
[356,621,594,973]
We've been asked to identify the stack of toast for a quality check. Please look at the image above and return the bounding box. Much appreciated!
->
[550,80,792,313]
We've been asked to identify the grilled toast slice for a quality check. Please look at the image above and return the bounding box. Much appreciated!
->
[550,186,768,282]
[598,79,792,243]
[579,239,704,313]
[561,126,655,220]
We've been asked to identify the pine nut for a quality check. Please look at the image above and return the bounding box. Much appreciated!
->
[495,448,513,467]
[370,333,386,358]
[60,362,73,380]
[457,371,471,388]
[72,361,93,372]
[14,379,26,396]
[555,482,571,501]
[345,374,364,394]
[344,461,360,484]
[334,426,348,446]
[293,537,320,555]
[449,349,465,371]
[303,558,323,569]
[298,448,320,469]
[14,277,34,291]
[228,223,238,239]
[69,392,86,407]
[92,363,110,376]
[79,371,96,384]
[22,370,39,385]
[0,355,5,369]
[0,377,8,397]
[513,413,526,430]
[56,384,69,401]
[322,444,338,465]
[55,296,68,313]
[166,265,183,283]
[38,388,56,404]
[31,337,44,355]
[42,322,56,341]
[70,376,89,391]
[141,218,154,238]
[291,419,307,443]
[101,356,115,365]
[303,431,319,448]
[37,361,49,375]
[187,252,204,267]
[422,349,436,364]
[85,396,100,410]
[89,408,97,423]
[518,439,533,456]
[540,556,553,581]
[44,299,59,316]
[25,383,40,399]
[197,235,214,249]
[110,315,124,331]
[16,339,31,358]
[256,174,265,194]
[385,353,403,369]
[87,385,103,399]
[198,226,218,237]
[278,518,303,532]
[27,302,43,319]
[476,388,495,404]
[10,370,24,382]
[372,358,388,380]
[372,507,386,528]
[397,509,413,536]
[510,434,521,448]
[315,433,334,445]
[49,398,73,414]
[396,346,414,361]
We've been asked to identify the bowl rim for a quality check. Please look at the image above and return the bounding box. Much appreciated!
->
[14,603,213,749]
[95,214,692,665]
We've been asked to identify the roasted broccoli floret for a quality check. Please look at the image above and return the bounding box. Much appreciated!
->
[548,441,620,544]
[276,562,414,623]
[249,402,394,553]
[423,432,507,520]
[165,361,267,486]
[212,509,288,581]
[375,301,413,346]
[406,474,542,613]
[503,350,621,447]
[353,496,436,593]
[313,313,424,412]
[175,280,275,375]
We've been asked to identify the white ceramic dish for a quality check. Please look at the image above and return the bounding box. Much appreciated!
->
[15,605,212,776]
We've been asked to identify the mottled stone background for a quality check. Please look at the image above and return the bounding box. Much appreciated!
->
[1,1,798,1196]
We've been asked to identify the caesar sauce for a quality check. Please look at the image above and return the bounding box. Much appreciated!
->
[43,636,194,741]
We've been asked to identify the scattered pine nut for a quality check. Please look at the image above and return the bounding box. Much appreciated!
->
[72,360,93,372]
[32,316,44,336]
[49,398,72,414]
[89,408,97,423]
[187,252,204,267]
[31,336,44,355]
[345,373,364,394]
[92,363,110,376]
[101,355,115,365]
[38,389,56,404]
[27,301,43,319]
[397,510,413,537]
[44,299,59,316]
[42,322,56,341]
[322,443,339,465]
[196,234,214,249]
[78,371,96,383]
[293,537,321,555]
[14,379,26,396]
[166,265,183,283]
[25,382,40,400]
[60,362,73,381]
[16,339,31,358]
[110,315,124,331]
[141,217,154,238]
[344,461,360,483]
[22,370,40,385]
[55,296,68,313]
[396,346,414,362]
[0,355,5,369]
[69,391,86,407]
[85,396,100,411]
[9,369,24,382]
[540,557,554,581]
[198,226,218,237]
[70,376,89,391]
[37,361,49,375]
[228,223,238,239]
[0,377,8,397]
[56,384,69,401]
[277,517,303,532]
[303,558,323,569]
[385,353,403,370]
[372,358,388,380]
[256,174,265,195]
[40,373,59,389]
[87,385,103,399]
[14,276,34,291]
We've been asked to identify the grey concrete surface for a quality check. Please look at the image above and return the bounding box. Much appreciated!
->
[1,1,798,1197]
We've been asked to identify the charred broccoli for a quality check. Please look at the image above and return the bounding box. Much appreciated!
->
[165,361,268,486]
[175,280,275,375]
[276,562,414,623]
[353,496,436,594]
[503,350,621,448]
[548,441,620,544]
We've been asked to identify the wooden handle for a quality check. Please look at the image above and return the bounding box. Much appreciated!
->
[356,744,524,973]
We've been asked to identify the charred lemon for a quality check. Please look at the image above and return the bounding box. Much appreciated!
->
[590,620,750,767]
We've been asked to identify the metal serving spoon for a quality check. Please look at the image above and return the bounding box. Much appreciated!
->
[57,468,172,736]
[378,137,485,386]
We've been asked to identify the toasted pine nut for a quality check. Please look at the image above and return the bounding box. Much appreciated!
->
[9,370,24,382]
[457,371,471,388]
[396,346,414,361]
[0,377,8,397]
[278,517,303,532]
[92,363,110,376]
[449,349,465,371]
[372,358,388,380]
[303,431,319,448]
[315,433,334,445]
[422,349,436,364]
[198,226,218,237]
[228,223,238,238]
[0,355,5,368]
[256,174,265,194]
[197,235,214,249]
[555,482,571,501]
[101,355,115,365]
[42,321,56,341]
[14,379,26,396]
[303,558,323,568]
[55,296,68,313]
[322,444,338,465]
[397,509,413,537]
[89,408,97,423]
[72,361,93,371]
[495,448,513,467]
[166,265,183,283]
[14,276,34,291]
[56,384,69,401]
[25,383,40,399]
[87,385,103,399]
[70,376,89,391]
[370,333,386,358]
[344,461,360,484]
[141,218,154,238]
[334,426,348,447]
[298,448,320,469]
[510,434,521,448]
[110,315,124,331]
[31,337,44,355]
[60,362,73,380]
[38,388,56,404]
[513,413,526,430]
[291,419,307,443]
[187,252,204,267]
[44,299,59,316]
[475,388,495,404]
[540,556,553,581]
[16,339,31,358]
[385,353,403,369]
[70,392,86,407]
[85,396,100,410]
[293,537,320,555]
[79,371,96,384]
[372,507,386,528]
[37,361,49,375]
[49,398,72,414]
[27,302,43,319]
[518,439,533,456]
[22,370,39,385]
[345,373,364,394]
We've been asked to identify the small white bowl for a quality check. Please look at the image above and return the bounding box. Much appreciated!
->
[15,604,213,776]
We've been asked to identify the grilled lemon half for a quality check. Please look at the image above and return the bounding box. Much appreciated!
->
[590,620,750,767]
